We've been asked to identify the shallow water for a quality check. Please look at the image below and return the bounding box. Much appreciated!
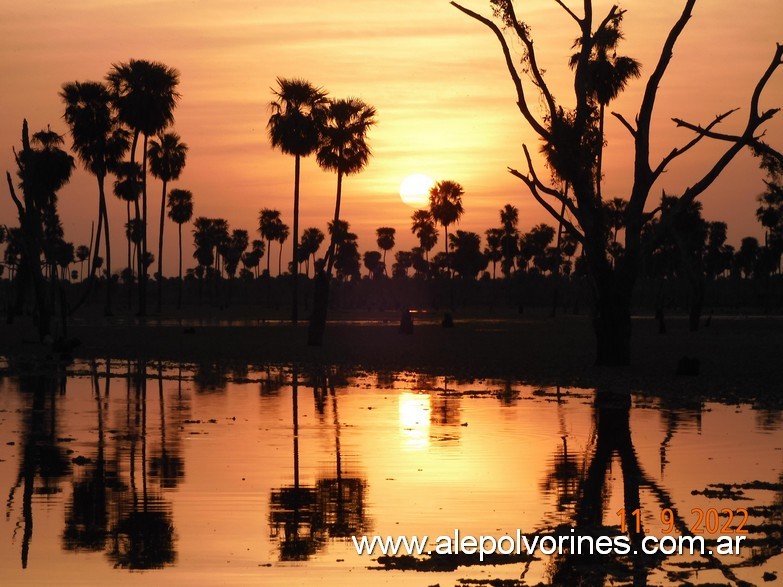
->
[0,360,780,586]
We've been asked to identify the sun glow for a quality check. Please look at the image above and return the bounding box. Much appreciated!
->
[399,174,434,208]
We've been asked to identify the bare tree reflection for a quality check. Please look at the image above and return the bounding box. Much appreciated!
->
[5,364,71,569]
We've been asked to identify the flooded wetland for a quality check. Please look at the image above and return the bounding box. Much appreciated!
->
[0,360,780,586]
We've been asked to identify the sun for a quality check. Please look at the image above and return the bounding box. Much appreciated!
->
[399,174,434,208]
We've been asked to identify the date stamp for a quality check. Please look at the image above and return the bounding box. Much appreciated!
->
[617,507,749,535]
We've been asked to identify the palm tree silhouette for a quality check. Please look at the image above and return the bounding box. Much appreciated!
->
[569,16,640,199]
[166,188,193,309]
[499,204,520,277]
[267,78,328,323]
[277,222,290,277]
[428,180,465,277]
[375,227,395,274]
[410,209,438,265]
[113,161,142,307]
[484,228,503,279]
[107,59,180,316]
[148,131,188,312]
[258,208,283,277]
[61,80,129,314]
[300,227,324,277]
[317,98,376,274]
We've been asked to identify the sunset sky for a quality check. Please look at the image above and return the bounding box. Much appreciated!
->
[1,0,781,274]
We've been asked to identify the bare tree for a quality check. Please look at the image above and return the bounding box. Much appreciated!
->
[452,0,782,365]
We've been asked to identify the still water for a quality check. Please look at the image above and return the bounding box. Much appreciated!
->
[0,359,780,586]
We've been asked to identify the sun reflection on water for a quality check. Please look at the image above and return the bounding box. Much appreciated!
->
[398,392,431,451]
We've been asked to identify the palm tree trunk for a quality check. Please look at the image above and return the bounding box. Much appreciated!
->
[127,201,132,309]
[278,242,283,277]
[177,222,183,309]
[310,166,343,347]
[139,133,149,316]
[157,179,167,313]
[292,154,300,324]
[325,168,344,276]
[99,175,113,315]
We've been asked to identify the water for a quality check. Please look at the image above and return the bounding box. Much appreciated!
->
[0,360,780,586]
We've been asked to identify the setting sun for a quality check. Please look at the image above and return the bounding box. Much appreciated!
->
[399,173,434,209]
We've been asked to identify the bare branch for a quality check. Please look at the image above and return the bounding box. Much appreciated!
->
[503,2,559,124]
[520,144,580,219]
[677,44,783,207]
[451,2,551,141]
[553,0,581,24]
[510,167,585,243]
[637,0,695,139]
[6,171,24,219]
[611,112,637,138]
[651,109,739,181]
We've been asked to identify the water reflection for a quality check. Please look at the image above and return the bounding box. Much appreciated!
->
[0,361,780,585]
[7,364,71,569]
[269,367,369,561]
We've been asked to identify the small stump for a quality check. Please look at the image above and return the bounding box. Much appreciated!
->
[441,312,454,328]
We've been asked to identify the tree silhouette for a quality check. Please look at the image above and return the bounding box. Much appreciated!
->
[258,208,283,277]
[300,227,324,277]
[6,122,74,339]
[428,180,465,276]
[568,16,641,199]
[61,81,129,314]
[166,188,193,308]
[107,59,180,316]
[277,222,290,277]
[268,78,328,323]
[309,97,376,346]
[410,209,438,264]
[484,228,503,279]
[148,131,187,311]
[449,230,486,279]
[375,226,395,274]
[451,0,783,364]
[499,204,520,277]
[317,98,377,274]
[113,161,142,307]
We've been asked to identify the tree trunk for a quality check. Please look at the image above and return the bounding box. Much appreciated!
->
[127,201,133,309]
[139,133,149,316]
[99,176,112,316]
[307,269,330,346]
[592,278,632,366]
[291,155,300,324]
[309,167,344,345]
[157,179,167,313]
[177,223,183,309]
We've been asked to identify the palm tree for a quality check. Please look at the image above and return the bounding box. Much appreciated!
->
[267,78,328,323]
[300,227,324,277]
[499,204,520,277]
[277,223,290,277]
[316,98,377,275]
[569,17,640,199]
[166,188,193,309]
[61,80,129,314]
[258,208,282,277]
[113,161,142,308]
[410,209,438,264]
[74,245,90,281]
[484,228,503,279]
[148,131,188,311]
[428,180,465,275]
[376,227,395,274]
[107,59,180,315]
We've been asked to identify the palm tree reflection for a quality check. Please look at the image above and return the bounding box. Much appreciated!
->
[269,367,368,560]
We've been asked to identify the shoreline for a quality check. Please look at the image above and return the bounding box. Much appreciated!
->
[2,310,782,405]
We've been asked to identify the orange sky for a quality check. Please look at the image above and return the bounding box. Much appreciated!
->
[1,0,781,274]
